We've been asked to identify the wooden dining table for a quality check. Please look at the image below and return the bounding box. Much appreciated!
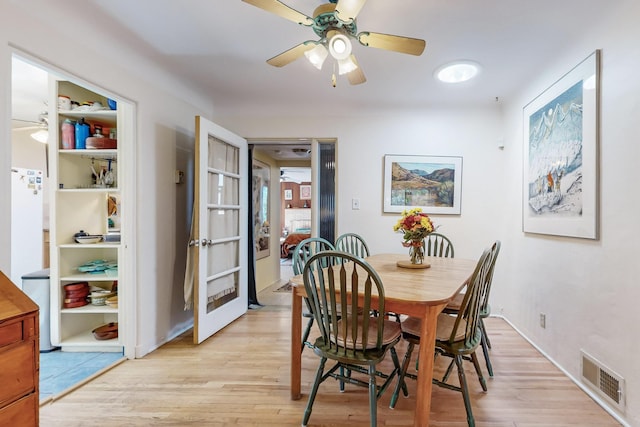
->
[288,252,478,427]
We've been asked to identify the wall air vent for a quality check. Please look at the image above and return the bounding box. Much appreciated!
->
[581,350,625,412]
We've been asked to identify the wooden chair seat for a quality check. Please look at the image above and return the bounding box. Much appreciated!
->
[333,318,402,349]
[401,314,468,342]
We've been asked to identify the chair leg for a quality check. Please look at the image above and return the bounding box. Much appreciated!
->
[389,342,414,408]
[454,355,476,427]
[302,357,327,427]
[470,351,487,392]
[301,317,314,353]
[480,332,493,377]
[442,358,456,383]
[480,318,491,348]
[368,364,378,427]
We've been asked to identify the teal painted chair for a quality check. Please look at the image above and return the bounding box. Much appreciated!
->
[292,237,335,353]
[301,251,403,427]
[444,240,501,376]
[425,232,455,258]
[390,246,496,427]
[335,232,370,258]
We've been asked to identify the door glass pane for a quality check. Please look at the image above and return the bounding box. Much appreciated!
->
[208,173,239,205]
[209,137,239,173]
[208,209,239,240]
[206,271,239,312]
[207,240,239,275]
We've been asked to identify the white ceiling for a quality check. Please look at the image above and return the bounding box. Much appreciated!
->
[12,1,619,120]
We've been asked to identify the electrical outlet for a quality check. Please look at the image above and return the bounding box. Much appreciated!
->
[539,313,546,329]
[352,198,360,210]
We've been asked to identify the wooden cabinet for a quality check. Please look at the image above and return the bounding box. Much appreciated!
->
[49,80,124,352]
[0,271,39,426]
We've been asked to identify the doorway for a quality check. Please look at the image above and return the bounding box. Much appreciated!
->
[10,54,133,401]
[250,139,336,292]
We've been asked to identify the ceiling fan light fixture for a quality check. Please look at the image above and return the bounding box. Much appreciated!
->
[304,43,329,70]
[328,33,352,61]
[435,60,481,83]
[337,56,358,75]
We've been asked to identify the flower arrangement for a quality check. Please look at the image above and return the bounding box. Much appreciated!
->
[393,208,436,264]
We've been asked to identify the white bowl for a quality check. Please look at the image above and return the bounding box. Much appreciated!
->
[75,235,103,244]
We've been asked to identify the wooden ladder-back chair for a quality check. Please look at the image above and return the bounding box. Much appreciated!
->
[389,247,494,427]
[444,240,501,376]
[425,232,455,258]
[301,251,403,427]
[292,237,335,353]
[335,232,370,258]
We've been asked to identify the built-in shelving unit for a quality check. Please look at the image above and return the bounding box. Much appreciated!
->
[49,80,124,352]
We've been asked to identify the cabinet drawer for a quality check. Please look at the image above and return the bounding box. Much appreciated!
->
[0,341,36,407]
[0,321,22,348]
[0,392,37,427]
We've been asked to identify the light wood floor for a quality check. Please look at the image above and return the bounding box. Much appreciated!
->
[40,279,621,426]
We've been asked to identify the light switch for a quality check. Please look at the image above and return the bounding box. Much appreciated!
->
[352,198,360,210]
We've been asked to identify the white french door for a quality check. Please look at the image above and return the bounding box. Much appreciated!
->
[193,116,248,344]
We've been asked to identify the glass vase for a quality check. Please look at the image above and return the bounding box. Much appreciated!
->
[409,239,425,264]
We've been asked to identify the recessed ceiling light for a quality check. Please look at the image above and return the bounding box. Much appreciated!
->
[435,60,481,83]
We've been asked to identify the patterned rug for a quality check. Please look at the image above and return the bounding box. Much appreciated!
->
[274,282,292,292]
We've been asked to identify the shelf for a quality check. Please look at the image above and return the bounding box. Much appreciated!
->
[61,304,117,314]
[57,187,118,193]
[60,273,118,282]
[59,330,122,351]
[58,109,116,123]
[59,243,120,249]
[59,148,117,158]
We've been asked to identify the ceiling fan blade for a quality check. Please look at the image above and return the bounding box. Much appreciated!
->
[335,0,368,22]
[357,32,426,56]
[346,55,366,85]
[242,0,313,25]
[266,42,315,67]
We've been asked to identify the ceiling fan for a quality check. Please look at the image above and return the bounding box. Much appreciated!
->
[242,0,426,86]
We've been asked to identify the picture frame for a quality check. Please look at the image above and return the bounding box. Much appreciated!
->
[522,50,600,239]
[383,155,462,214]
[299,184,311,200]
[284,189,293,200]
[252,159,270,259]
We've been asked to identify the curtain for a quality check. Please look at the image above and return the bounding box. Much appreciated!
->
[247,147,261,307]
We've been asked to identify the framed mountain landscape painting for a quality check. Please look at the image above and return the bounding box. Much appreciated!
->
[383,155,462,214]
[522,50,600,239]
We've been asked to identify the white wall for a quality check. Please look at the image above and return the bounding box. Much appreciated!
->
[219,108,505,260]
[0,1,215,357]
[497,2,640,425]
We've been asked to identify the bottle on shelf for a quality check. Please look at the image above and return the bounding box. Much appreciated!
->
[61,119,76,149]
[75,117,90,149]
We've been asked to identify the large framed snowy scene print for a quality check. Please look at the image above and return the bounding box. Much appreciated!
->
[522,50,600,239]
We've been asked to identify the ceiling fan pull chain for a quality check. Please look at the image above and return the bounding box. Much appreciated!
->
[332,62,337,87]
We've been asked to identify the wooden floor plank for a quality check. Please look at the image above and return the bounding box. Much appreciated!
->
[40,285,621,427]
